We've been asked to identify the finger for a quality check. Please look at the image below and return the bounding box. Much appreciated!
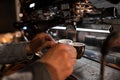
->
[33,33,52,41]
[45,34,55,42]
[70,59,77,66]
[36,41,56,52]
[67,47,77,59]
[43,41,56,48]
[55,44,77,59]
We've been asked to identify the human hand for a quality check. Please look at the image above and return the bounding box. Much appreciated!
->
[26,32,55,55]
[40,43,77,80]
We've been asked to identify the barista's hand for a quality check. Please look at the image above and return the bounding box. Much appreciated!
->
[26,32,55,55]
[40,43,77,80]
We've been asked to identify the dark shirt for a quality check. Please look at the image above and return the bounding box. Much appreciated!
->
[0,42,51,80]
[0,42,28,64]
[2,61,51,80]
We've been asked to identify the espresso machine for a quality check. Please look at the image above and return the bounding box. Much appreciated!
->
[14,0,120,80]
[14,0,88,80]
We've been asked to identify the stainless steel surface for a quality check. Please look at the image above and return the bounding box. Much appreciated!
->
[73,57,120,80]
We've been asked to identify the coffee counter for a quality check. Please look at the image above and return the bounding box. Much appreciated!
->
[73,57,120,80]
[84,45,120,70]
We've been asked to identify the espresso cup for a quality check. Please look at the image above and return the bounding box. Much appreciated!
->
[70,42,85,59]
[58,39,73,44]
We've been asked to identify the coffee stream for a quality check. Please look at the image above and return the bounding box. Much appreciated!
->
[100,32,120,80]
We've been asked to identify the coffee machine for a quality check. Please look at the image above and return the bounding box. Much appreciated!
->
[14,0,120,80]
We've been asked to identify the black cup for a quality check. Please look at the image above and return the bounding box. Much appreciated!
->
[70,42,85,59]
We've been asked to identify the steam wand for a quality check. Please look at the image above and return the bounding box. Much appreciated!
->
[66,21,77,42]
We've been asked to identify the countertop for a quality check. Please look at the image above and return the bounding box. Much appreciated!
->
[72,57,120,80]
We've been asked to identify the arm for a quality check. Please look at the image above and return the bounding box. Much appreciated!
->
[0,32,55,64]
[2,61,51,80]
[2,44,77,80]
[0,42,29,64]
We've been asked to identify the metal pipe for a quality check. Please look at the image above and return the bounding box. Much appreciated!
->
[52,26,110,33]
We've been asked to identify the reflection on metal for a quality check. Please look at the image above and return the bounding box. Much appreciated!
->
[52,26,110,33]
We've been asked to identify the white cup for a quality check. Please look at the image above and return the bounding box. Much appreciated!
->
[70,42,85,59]
[58,39,73,44]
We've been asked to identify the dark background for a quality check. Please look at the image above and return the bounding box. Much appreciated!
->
[0,0,16,33]
[0,0,120,33]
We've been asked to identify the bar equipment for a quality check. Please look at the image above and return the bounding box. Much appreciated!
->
[12,0,120,80]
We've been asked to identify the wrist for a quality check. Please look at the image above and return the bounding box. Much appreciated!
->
[26,43,33,55]
[25,43,34,60]
[43,63,60,80]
